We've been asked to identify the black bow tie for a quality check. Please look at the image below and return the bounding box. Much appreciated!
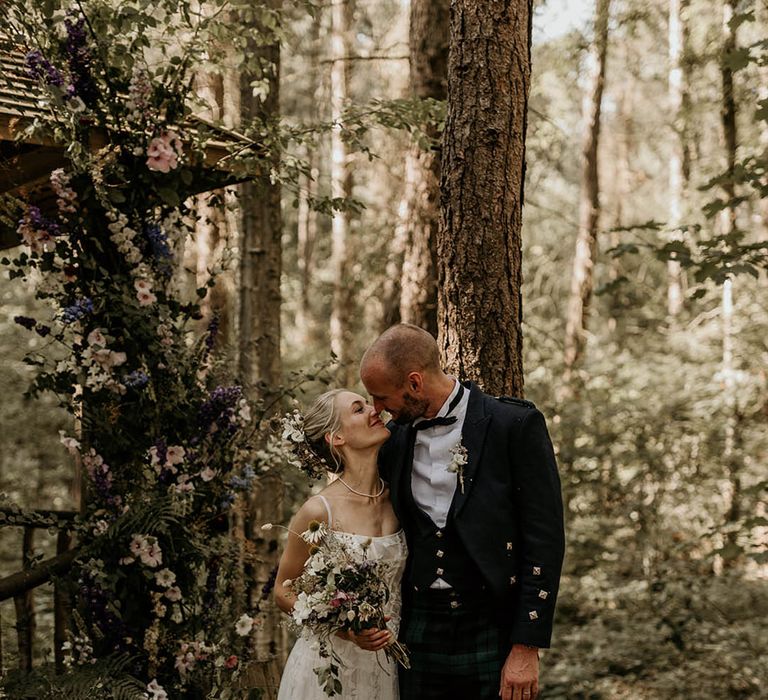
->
[413,383,465,431]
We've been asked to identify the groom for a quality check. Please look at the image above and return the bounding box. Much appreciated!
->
[361,324,565,700]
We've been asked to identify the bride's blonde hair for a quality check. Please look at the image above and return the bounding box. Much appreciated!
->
[303,389,347,474]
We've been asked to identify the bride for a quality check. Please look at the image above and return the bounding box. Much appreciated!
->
[275,389,408,700]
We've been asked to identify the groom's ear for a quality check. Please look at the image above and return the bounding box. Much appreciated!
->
[406,371,424,394]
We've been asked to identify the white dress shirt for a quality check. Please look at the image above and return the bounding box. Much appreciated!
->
[411,379,469,588]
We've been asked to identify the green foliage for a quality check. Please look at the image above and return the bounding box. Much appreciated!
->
[0,0,294,695]
[2,654,146,700]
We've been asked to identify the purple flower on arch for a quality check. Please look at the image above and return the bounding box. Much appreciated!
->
[61,297,94,324]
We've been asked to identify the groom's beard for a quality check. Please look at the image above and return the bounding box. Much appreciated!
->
[393,392,430,425]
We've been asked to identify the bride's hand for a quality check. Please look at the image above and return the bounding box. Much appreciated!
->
[337,627,393,651]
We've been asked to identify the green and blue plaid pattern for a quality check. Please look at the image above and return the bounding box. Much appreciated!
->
[399,591,511,700]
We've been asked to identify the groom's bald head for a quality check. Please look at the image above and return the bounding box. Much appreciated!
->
[361,324,441,386]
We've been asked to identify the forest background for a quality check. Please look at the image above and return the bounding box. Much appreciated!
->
[0,0,766,697]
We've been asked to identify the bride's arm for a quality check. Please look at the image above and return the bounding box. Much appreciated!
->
[274,498,328,614]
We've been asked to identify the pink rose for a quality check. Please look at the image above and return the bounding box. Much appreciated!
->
[330,591,349,608]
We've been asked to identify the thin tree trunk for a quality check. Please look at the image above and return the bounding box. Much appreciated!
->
[719,0,741,569]
[438,0,532,397]
[607,80,633,333]
[562,0,611,392]
[296,147,318,337]
[295,14,322,339]
[329,0,355,385]
[720,0,738,234]
[398,0,449,336]
[194,69,235,348]
[667,0,690,317]
[759,6,768,237]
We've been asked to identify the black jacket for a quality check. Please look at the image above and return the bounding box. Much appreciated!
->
[379,381,565,648]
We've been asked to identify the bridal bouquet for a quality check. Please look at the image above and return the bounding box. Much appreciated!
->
[279,520,410,696]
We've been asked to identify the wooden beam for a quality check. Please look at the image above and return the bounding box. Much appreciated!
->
[0,145,67,194]
[0,114,57,148]
[0,548,78,603]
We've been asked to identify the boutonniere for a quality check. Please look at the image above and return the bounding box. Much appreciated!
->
[447,440,468,494]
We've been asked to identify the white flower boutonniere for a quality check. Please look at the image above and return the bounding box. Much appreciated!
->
[448,441,468,494]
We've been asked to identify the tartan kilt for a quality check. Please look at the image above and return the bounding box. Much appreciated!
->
[399,589,512,700]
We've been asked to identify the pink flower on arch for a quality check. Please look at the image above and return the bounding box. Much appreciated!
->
[146,131,183,173]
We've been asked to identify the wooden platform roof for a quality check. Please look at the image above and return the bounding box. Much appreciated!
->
[0,37,254,250]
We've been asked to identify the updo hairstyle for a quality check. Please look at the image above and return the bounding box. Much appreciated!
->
[303,389,346,474]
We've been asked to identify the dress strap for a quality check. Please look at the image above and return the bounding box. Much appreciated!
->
[315,494,333,528]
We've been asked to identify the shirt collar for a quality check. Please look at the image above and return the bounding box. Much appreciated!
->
[436,378,461,418]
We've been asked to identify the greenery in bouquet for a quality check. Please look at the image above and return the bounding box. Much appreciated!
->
[272,520,410,697]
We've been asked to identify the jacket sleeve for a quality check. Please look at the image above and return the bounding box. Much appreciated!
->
[508,408,565,648]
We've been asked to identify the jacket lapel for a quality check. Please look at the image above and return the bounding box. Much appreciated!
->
[451,382,490,518]
[388,424,415,525]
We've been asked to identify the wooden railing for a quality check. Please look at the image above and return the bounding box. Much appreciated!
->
[0,508,77,673]
[0,508,282,698]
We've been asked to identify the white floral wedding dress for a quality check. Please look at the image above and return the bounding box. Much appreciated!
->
[277,495,408,700]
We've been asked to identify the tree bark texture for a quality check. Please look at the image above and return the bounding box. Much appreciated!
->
[296,148,318,337]
[719,1,742,567]
[437,0,532,397]
[720,0,738,235]
[758,2,768,235]
[398,0,449,336]
[666,0,690,317]
[329,0,355,386]
[607,82,633,331]
[379,195,408,331]
[236,8,285,661]
[295,14,322,338]
[238,25,283,397]
[193,68,236,350]
[562,0,611,388]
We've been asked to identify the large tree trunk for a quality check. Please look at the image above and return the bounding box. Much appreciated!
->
[397,0,449,336]
[238,51,282,398]
[666,0,690,317]
[561,0,611,392]
[236,9,285,662]
[437,0,533,397]
[329,0,355,385]
[379,197,408,331]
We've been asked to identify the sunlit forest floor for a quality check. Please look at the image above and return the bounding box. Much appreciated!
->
[543,570,767,698]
